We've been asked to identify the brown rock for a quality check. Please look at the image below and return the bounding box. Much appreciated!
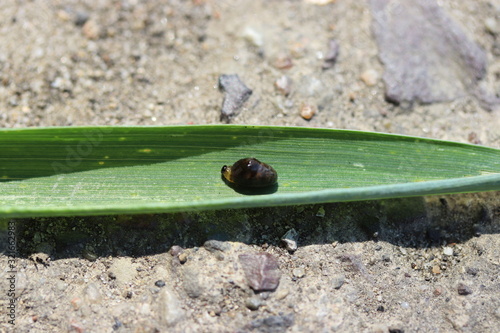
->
[239,252,281,292]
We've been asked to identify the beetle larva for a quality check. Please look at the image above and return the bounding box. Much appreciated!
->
[221,158,278,188]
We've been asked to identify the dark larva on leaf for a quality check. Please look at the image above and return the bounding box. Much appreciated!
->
[221,158,278,188]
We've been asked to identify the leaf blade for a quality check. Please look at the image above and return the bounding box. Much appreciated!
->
[1,125,499,217]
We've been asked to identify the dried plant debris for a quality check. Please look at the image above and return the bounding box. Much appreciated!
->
[218,74,253,122]
[238,252,281,292]
[370,0,499,109]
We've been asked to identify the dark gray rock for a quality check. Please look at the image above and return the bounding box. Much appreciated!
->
[203,240,231,252]
[457,282,473,295]
[466,267,479,276]
[322,39,340,69]
[370,0,498,109]
[218,74,253,122]
[239,252,281,292]
[241,313,294,333]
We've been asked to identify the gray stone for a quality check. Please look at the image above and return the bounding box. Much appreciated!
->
[204,240,231,252]
[466,267,479,276]
[331,274,345,289]
[322,39,340,69]
[457,282,473,295]
[370,0,498,109]
[243,313,294,333]
[218,74,252,122]
[245,296,263,310]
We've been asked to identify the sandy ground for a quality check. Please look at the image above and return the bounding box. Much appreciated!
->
[0,0,499,332]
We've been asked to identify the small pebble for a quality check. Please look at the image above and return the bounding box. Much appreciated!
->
[245,296,263,310]
[300,103,316,120]
[242,26,263,47]
[322,39,340,69]
[274,288,290,300]
[112,318,123,330]
[331,274,345,289]
[178,252,188,264]
[388,327,404,333]
[282,238,297,252]
[467,132,481,145]
[443,247,453,256]
[204,240,231,252]
[169,245,184,257]
[74,11,90,26]
[281,228,298,252]
[466,267,478,276]
[433,287,443,296]
[273,54,293,69]
[69,321,85,333]
[457,282,472,295]
[71,297,83,310]
[274,75,292,96]
[432,265,441,275]
[82,20,100,40]
[155,280,166,288]
[56,9,71,22]
[376,305,385,312]
[400,302,410,309]
[360,69,379,86]
[292,267,305,278]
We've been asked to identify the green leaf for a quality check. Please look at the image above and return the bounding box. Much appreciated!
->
[0,125,499,217]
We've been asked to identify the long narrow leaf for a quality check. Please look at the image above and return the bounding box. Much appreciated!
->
[0,125,499,217]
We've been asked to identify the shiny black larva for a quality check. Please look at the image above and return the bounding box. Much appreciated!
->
[221,158,278,188]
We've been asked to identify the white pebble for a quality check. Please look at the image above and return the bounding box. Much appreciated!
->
[293,267,306,278]
[242,27,263,47]
[443,246,453,256]
[400,301,410,309]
